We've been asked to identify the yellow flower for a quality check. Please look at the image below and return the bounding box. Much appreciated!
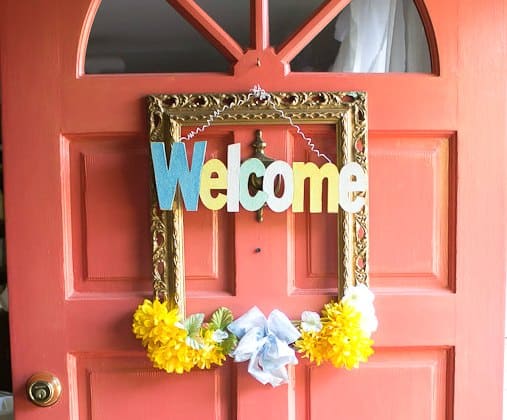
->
[191,329,227,370]
[132,299,184,349]
[322,301,374,369]
[133,299,230,373]
[296,301,374,369]
[148,338,195,374]
[295,330,327,365]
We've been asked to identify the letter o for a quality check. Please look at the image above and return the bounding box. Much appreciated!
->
[263,160,294,212]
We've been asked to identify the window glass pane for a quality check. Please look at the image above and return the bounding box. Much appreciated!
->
[291,0,432,73]
[270,0,326,47]
[195,0,250,48]
[86,0,231,74]
[290,15,340,72]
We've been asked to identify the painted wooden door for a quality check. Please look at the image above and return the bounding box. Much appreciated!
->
[1,0,505,419]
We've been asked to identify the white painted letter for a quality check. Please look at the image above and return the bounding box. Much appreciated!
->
[227,143,241,212]
[263,161,294,212]
[339,162,367,213]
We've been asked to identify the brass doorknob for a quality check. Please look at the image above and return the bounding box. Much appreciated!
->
[26,372,62,407]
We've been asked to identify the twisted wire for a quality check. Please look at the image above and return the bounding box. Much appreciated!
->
[179,92,255,142]
[251,85,332,163]
[180,85,332,163]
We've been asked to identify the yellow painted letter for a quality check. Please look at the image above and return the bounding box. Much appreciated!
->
[200,159,227,210]
[292,162,339,213]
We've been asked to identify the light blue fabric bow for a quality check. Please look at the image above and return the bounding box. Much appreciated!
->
[228,306,301,387]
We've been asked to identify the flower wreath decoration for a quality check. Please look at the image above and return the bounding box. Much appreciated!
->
[133,285,377,387]
[133,86,376,387]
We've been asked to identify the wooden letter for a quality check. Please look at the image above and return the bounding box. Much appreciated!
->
[292,162,339,213]
[151,141,206,211]
[239,158,267,211]
[339,162,367,213]
[264,161,293,212]
[200,159,227,210]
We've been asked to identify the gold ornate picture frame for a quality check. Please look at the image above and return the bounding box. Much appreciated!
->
[147,91,368,316]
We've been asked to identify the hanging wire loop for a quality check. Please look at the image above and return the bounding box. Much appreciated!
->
[179,85,332,164]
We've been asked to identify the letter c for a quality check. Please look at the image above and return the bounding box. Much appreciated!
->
[239,158,267,211]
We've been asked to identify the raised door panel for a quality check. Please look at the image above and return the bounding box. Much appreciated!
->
[369,131,455,291]
[63,134,152,296]
[68,354,234,420]
[183,130,236,296]
[295,348,452,420]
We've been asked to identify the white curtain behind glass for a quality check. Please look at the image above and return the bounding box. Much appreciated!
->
[330,0,431,72]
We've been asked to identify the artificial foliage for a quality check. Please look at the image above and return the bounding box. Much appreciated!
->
[132,284,377,386]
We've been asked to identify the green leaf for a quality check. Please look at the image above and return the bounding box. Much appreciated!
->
[183,313,204,337]
[186,336,202,350]
[209,307,234,330]
[220,334,238,355]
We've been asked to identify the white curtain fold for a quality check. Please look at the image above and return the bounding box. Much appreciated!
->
[330,0,431,73]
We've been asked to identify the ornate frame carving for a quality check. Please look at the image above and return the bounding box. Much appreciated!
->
[147,91,368,316]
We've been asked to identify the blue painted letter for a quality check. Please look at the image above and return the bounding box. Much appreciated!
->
[150,141,207,211]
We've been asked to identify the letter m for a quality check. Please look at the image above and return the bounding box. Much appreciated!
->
[292,162,339,213]
[150,141,206,211]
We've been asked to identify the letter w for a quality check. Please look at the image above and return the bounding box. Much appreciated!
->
[150,141,206,211]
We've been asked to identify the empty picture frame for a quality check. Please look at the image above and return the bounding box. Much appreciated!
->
[147,91,368,316]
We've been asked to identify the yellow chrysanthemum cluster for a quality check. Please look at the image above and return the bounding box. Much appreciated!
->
[295,301,374,370]
[191,329,227,369]
[132,299,226,373]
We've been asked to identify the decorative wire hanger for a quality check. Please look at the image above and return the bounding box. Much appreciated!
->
[179,85,332,164]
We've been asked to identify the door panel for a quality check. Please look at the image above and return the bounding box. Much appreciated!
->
[297,348,451,420]
[69,354,234,420]
[64,134,152,295]
[183,131,235,296]
[293,126,338,293]
[369,131,454,291]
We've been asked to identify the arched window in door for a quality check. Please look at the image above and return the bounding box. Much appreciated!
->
[85,0,435,74]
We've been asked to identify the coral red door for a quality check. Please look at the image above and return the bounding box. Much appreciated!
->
[1,0,505,419]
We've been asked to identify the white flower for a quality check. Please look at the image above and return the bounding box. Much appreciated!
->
[300,311,322,332]
[212,329,229,343]
[342,284,378,337]
[343,283,374,306]
[358,309,378,337]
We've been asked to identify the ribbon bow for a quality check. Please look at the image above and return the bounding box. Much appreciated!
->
[228,306,301,387]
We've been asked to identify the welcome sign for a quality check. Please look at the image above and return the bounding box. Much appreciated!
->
[151,141,367,214]
[147,90,369,308]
